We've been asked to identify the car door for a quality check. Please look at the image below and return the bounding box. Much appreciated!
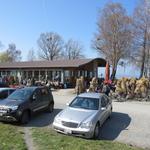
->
[100,96,108,124]
[30,88,43,112]
[103,95,112,117]
[41,87,50,108]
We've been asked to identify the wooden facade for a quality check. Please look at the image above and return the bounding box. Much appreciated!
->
[0,58,106,85]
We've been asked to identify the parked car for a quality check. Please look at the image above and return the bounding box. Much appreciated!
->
[0,82,9,88]
[0,86,54,124]
[53,93,112,139]
[0,88,16,100]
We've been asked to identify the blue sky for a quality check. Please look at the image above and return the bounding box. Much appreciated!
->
[0,0,139,77]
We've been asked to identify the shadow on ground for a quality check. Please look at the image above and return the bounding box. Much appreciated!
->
[24,108,62,127]
[99,112,131,140]
[1,109,131,141]
[0,108,62,127]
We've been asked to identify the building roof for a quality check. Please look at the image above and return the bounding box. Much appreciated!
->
[0,58,106,69]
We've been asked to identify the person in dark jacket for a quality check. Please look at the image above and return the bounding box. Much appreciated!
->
[102,83,111,96]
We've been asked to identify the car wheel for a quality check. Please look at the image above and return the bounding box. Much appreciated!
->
[93,123,100,139]
[47,103,54,113]
[20,111,30,124]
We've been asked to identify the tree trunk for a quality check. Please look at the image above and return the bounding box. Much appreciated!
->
[139,30,147,79]
[139,57,145,78]
[111,64,117,81]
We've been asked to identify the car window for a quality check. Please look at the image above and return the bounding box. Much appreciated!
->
[8,89,15,95]
[41,88,48,96]
[69,97,99,110]
[8,88,34,101]
[33,89,41,100]
[101,96,107,107]
[103,95,110,104]
[0,90,8,99]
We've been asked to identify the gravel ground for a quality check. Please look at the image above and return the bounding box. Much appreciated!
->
[26,89,150,149]
[101,101,150,149]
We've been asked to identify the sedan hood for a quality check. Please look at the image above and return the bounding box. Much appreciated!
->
[0,98,22,107]
[58,107,98,123]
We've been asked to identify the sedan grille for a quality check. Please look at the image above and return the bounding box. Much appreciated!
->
[61,121,78,128]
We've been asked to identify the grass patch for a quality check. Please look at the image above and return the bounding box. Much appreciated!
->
[0,123,27,150]
[32,128,142,150]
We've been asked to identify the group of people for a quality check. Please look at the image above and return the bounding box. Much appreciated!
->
[0,75,64,89]
[75,76,116,96]
[0,76,37,87]
[0,75,116,97]
[96,82,115,96]
[0,76,19,86]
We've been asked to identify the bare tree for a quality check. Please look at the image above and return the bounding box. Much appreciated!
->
[27,48,36,61]
[6,43,22,62]
[62,39,84,60]
[93,2,132,80]
[37,32,64,61]
[131,0,150,78]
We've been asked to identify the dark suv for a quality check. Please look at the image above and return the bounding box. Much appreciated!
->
[0,86,54,124]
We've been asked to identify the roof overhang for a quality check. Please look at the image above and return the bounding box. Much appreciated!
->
[0,58,106,69]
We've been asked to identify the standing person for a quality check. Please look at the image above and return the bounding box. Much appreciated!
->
[31,77,35,86]
[23,79,27,86]
[102,83,110,96]
[27,78,31,87]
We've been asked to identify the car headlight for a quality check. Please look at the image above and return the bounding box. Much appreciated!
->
[9,106,18,111]
[80,121,93,129]
[54,117,61,124]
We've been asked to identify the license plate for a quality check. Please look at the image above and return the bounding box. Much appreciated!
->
[64,129,72,134]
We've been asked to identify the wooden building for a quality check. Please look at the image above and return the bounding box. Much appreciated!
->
[0,58,106,85]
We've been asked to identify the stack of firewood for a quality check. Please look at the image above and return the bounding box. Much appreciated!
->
[110,77,150,100]
[75,76,85,94]
[88,77,98,92]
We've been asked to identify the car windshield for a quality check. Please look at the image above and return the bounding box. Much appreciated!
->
[69,97,99,110]
[7,88,34,101]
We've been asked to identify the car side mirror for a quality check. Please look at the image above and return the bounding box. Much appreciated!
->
[32,94,36,101]
[101,107,106,111]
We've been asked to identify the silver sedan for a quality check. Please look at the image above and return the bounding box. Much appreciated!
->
[53,92,112,139]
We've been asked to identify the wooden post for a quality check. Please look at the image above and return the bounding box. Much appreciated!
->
[26,71,28,79]
[39,70,40,81]
[93,61,98,78]
[61,70,64,83]
[45,69,48,80]
[32,70,34,78]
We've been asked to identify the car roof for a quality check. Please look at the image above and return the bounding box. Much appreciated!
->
[0,87,15,91]
[19,86,47,90]
[78,92,103,99]
[19,86,38,90]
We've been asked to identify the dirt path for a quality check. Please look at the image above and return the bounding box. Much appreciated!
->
[24,127,36,150]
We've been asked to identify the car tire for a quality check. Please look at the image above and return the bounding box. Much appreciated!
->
[20,111,30,124]
[47,103,54,113]
[93,122,100,139]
